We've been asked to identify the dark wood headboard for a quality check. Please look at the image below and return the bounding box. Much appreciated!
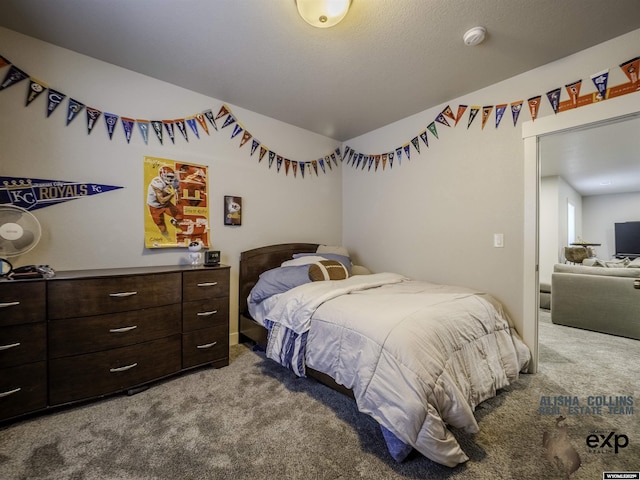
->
[238,243,318,319]
[237,242,355,399]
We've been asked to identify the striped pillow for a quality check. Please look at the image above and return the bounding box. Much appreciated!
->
[308,260,349,281]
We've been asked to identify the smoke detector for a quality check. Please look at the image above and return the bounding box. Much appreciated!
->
[463,26,486,46]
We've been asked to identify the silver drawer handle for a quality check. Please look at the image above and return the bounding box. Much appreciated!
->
[197,310,218,316]
[0,387,21,398]
[0,301,20,308]
[110,362,138,373]
[109,326,138,333]
[0,342,21,351]
[196,341,217,349]
[197,282,218,287]
[109,291,138,297]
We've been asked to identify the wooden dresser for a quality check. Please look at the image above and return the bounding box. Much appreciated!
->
[0,280,48,421]
[0,264,230,422]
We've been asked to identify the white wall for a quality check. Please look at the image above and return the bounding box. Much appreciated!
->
[558,176,583,251]
[343,28,640,342]
[540,182,640,276]
[3,25,640,352]
[584,191,640,259]
[0,28,343,343]
[539,177,559,285]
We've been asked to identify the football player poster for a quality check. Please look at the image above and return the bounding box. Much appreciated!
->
[143,156,210,248]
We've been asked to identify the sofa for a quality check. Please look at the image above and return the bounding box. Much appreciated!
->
[551,259,640,340]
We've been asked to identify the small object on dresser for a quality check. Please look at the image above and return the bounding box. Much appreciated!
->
[8,265,55,279]
[204,250,220,266]
[187,241,203,266]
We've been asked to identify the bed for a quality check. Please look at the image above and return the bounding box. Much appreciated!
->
[238,243,531,467]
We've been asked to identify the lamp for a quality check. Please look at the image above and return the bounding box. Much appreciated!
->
[296,0,351,28]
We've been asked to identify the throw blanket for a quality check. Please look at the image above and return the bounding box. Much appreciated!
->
[260,273,530,467]
[264,273,405,376]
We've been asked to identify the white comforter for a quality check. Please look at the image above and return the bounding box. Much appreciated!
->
[251,273,531,467]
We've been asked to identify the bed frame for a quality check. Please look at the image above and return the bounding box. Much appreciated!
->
[238,243,354,398]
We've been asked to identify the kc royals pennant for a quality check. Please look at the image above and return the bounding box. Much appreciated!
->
[0,176,124,211]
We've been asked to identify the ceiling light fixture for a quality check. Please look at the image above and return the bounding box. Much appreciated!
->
[295,0,351,28]
[463,26,487,46]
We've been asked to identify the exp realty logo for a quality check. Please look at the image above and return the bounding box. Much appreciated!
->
[542,417,632,479]
[587,430,630,454]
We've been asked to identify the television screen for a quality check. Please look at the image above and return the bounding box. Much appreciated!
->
[614,222,640,257]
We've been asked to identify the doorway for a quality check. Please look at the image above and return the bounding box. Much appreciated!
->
[522,93,640,373]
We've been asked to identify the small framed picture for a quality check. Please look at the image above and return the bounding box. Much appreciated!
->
[224,195,242,226]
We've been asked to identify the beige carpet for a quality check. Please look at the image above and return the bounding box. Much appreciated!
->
[0,312,638,480]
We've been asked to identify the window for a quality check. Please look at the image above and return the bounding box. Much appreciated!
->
[567,200,576,245]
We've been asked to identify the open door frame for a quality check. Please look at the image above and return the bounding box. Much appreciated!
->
[521,93,640,373]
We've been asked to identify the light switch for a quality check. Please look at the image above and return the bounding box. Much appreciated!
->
[493,233,504,248]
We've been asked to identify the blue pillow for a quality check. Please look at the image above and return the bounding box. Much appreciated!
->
[292,253,352,274]
[250,265,311,303]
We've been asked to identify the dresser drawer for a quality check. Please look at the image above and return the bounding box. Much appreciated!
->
[0,322,46,368]
[49,335,181,405]
[48,272,182,319]
[49,304,181,358]
[0,361,47,421]
[0,281,46,327]
[182,324,229,369]
[182,268,230,302]
[182,297,229,332]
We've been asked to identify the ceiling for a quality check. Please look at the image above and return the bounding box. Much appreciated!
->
[1,1,639,196]
[1,0,640,142]
[540,114,640,197]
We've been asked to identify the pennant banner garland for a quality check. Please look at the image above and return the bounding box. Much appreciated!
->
[213,104,340,178]
[1,52,640,176]
[343,54,640,172]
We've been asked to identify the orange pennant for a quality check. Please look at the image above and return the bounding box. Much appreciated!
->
[441,105,456,121]
[195,112,210,135]
[528,96,541,121]
[239,130,252,147]
[565,80,582,107]
[215,104,230,120]
[455,105,468,126]
[481,106,493,129]
[620,56,640,84]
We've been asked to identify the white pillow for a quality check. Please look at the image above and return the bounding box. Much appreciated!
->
[281,255,327,267]
[316,245,350,257]
[628,257,640,268]
[352,264,372,275]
